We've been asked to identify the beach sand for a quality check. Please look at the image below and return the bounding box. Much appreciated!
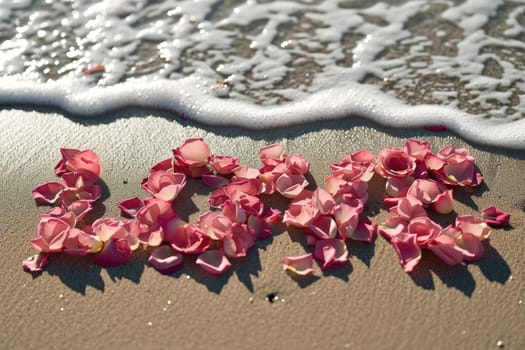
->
[1,108,524,349]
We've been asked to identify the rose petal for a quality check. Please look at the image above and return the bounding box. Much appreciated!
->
[208,155,240,175]
[118,197,144,218]
[165,220,211,254]
[196,250,232,275]
[280,254,314,276]
[175,138,210,166]
[456,232,484,262]
[22,254,48,273]
[428,233,463,266]
[306,215,338,240]
[259,144,284,166]
[350,218,377,243]
[482,206,510,228]
[32,181,63,204]
[404,138,432,161]
[223,224,256,258]
[408,216,442,248]
[456,215,491,240]
[386,177,413,198]
[142,171,186,202]
[311,188,335,214]
[148,245,184,274]
[390,233,421,273]
[93,238,132,267]
[276,173,309,199]
[314,238,348,269]
[285,153,310,175]
[378,216,408,242]
[391,196,427,221]
[433,189,454,214]
[376,148,415,178]
[283,200,316,228]
[233,166,261,180]
[67,150,101,184]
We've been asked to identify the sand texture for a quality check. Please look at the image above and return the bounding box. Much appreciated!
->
[1,108,524,350]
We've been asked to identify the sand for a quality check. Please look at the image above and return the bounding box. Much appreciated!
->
[1,107,524,349]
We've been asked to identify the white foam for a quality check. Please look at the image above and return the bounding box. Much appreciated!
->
[0,76,523,149]
[0,0,524,150]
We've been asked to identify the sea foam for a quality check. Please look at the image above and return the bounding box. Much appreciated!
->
[0,0,524,149]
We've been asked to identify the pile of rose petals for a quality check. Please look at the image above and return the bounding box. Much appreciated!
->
[24,138,510,277]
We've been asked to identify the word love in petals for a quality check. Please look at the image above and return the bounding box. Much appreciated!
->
[24,138,510,278]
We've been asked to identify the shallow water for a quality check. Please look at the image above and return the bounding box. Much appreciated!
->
[0,0,524,148]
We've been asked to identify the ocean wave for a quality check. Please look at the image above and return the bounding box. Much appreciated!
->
[0,0,524,149]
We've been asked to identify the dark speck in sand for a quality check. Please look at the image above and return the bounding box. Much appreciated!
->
[266,293,278,303]
[123,180,128,184]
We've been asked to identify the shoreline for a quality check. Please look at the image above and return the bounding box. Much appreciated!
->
[1,107,524,349]
[2,104,525,155]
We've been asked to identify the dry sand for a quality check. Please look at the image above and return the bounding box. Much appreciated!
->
[1,108,524,349]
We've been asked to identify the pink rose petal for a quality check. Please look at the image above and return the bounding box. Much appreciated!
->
[195,211,232,240]
[208,155,240,174]
[376,148,415,178]
[233,166,261,180]
[174,138,210,167]
[456,232,484,262]
[67,149,102,184]
[456,215,491,240]
[65,200,93,221]
[31,217,70,253]
[136,198,176,226]
[247,215,272,240]
[165,220,211,254]
[276,173,309,199]
[32,181,64,204]
[223,224,256,258]
[22,254,48,273]
[408,216,442,248]
[280,254,314,276]
[138,225,164,247]
[378,216,408,242]
[55,148,80,176]
[406,179,442,206]
[482,206,510,228]
[333,204,359,240]
[285,153,310,175]
[391,196,427,221]
[148,245,184,274]
[259,144,285,166]
[118,197,144,218]
[306,215,338,240]
[142,171,186,202]
[385,177,413,198]
[196,250,232,275]
[390,233,421,273]
[350,218,377,243]
[150,157,174,173]
[404,138,432,161]
[433,189,454,214]
[283,200,316,228]
[428,233,463,266]
[63,228,102,255]
[314,238,348,269]
[93,238,133,267]
[311,188,335,215]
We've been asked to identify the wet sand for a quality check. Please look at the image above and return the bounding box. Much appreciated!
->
[0,108,524,349]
